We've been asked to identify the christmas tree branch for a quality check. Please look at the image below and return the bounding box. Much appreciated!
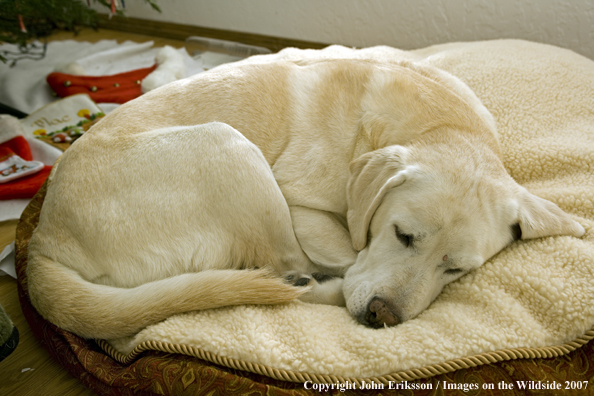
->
[0,0,160,63]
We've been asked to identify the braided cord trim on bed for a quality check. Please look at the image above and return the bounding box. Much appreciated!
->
[97,328,594,385]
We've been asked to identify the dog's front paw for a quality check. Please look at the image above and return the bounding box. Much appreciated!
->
[283,271,312,287]
[311,273,337,284]
[284,271,345,306]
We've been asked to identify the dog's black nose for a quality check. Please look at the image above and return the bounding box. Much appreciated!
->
[365,297,399,328]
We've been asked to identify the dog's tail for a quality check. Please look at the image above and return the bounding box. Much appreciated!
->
[27,254,308,339]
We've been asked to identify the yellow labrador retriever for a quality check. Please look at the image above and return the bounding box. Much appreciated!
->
[27,58,584,339]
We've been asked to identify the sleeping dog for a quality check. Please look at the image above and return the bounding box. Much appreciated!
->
[27,57,584,339]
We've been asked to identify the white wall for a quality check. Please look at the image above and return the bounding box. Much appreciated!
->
[117,0,594,60]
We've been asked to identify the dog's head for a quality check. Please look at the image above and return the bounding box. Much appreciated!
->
[344,139,585,328]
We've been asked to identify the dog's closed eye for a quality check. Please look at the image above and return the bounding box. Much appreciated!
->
[395,226,413,248]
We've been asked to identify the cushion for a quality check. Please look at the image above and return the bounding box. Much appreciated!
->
[16,39,594,394]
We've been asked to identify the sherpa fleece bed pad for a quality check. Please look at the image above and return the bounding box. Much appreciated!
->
[17,40,594,392]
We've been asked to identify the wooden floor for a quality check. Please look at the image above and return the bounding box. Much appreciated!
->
[0,28,188,396]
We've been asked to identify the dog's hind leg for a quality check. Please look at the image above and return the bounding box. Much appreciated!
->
[28,122,318,339]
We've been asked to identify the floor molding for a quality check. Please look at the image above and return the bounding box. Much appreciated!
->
[97,15,329,53]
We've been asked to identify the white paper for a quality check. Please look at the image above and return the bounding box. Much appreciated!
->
[0,242,16,278]
[0,200,30,222]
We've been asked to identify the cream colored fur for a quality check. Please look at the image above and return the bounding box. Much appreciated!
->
[28,42,584,340]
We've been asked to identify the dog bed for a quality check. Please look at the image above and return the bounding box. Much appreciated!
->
[16,39,594,394]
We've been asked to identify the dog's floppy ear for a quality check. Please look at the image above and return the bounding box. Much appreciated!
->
[347,145,411,251]
[516,187,585,240]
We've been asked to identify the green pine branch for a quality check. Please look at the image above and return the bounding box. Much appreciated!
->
[0,0,160,63]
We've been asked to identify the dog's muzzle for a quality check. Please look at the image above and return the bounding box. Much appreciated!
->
[364,297,400,328]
